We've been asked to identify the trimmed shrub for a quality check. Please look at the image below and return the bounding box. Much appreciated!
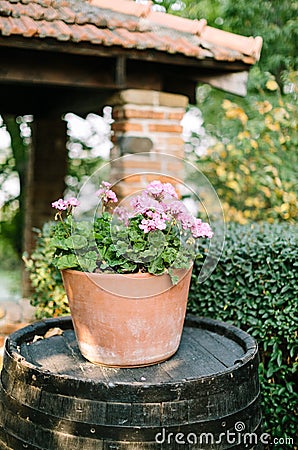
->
[188,222,297,446]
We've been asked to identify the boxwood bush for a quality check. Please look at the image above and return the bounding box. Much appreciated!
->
[188,222,297,447]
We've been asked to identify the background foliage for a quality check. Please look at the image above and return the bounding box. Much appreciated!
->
[23,222,69,319]
[195,71,297,224]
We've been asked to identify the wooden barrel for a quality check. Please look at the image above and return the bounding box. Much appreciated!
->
[0,315,262,449]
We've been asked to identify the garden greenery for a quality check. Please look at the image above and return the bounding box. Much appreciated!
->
[189,222,298,444]
[197,71,297,224]
[23,222,69,319]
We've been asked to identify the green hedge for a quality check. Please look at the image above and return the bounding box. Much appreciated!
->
[188,222,298,447]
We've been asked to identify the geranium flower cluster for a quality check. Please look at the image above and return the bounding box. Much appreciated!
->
[52,197,80,211]
[96,181,118,204]
[51,181,212,239]
[128,180,213,239]
[49,179,213,277]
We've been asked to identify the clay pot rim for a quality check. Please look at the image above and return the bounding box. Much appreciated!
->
[61,266,193,280]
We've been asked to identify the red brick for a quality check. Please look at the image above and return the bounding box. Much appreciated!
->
[148,124,183,133]
[112,122,143,132]
[122,159,162,170]
[122,174,142,183]
[155,148,185,158]
[167,112,185,121]
[122,109,165,120]
[114,183,144,199]
[112,109,124,120]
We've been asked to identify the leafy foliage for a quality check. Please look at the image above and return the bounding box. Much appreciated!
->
[220,0,298,84]
[23,222,69,319]
[188,222,298,444]
[196,71,297,224]
[152,0,297,86]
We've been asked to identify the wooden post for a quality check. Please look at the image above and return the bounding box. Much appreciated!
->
[23,115,67,295]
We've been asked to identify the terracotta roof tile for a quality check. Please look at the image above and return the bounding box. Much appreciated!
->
[0,1,12,16]
[0,0,263,65]
[37,0,54,7]
[42,5,59,20]
[58,6,76,23]
[0,16,17,35]
[148,11,207,36]
[70,22,90,42]
[20,15,38,36]
[52,19,72,40]
[37,19,58,38]
[91,0,152,18]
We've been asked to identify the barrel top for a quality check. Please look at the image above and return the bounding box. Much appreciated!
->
[5,315,257,388]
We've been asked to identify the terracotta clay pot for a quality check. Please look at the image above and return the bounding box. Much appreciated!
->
[61,267,193,367]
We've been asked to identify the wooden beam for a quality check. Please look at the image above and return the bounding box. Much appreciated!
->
[0,36,250,73]
[0,48,117,89]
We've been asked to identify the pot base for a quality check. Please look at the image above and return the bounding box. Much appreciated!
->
[82,350,178,368]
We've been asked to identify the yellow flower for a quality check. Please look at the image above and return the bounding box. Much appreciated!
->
[260,186,271,198]
[216,166,226,177]
[238,130,250,140]
[222,99,232,110]
[239,164,250,175]
[265,116,280,131]
[226,180,240,193]
[257,100,273,114]
[266,80,279,91]
[250,140,258,149]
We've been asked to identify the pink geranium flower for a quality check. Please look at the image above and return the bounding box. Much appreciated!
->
[96,182,118,204]
[66,197,80,207]
[191,218,214,239]
[51,199,68,210]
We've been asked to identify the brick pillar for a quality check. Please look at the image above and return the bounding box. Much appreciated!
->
[109,89,188,197]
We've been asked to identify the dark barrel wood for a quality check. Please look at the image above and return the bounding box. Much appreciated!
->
[0,315,262,449]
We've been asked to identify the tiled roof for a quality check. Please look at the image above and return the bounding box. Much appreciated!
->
[0,0,263,65]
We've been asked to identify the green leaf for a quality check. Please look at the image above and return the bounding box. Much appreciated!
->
[55,254,79,270]
[65,235,88,249]
[50,237,69,250]
[78,251,97,272]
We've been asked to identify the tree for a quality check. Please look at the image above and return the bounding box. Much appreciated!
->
[221,0,298,85]
[148,0,297,87]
